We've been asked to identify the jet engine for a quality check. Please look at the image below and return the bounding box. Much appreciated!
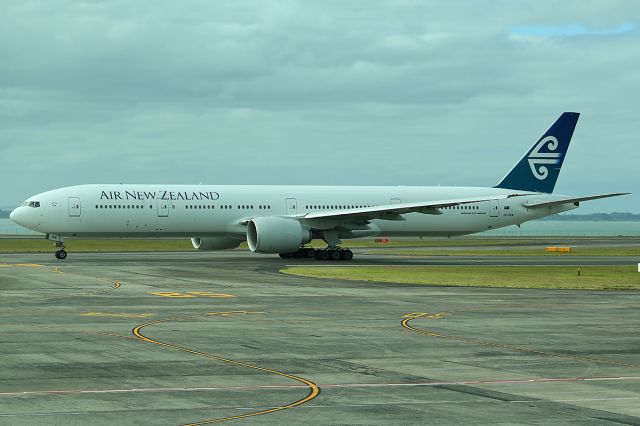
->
[191,237,242,250]
[247,216,312,253]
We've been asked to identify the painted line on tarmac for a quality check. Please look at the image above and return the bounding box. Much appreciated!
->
[402,312,640,368]
[4,397,639,418]
[131,314,320,425]
[303,397,640,408]
[0,263,122,302]
[283,260,620,268]
[5,397,640,418]
[3,375,640,397]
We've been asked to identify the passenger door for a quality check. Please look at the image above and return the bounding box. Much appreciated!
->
[286,198,297,215]
[489,199,499,217]
[68,197,81,217]
[157,200,169,217]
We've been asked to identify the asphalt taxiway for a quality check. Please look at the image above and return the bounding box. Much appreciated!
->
[1,250,639,425]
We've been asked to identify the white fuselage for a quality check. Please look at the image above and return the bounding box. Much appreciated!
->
[11,184,576,240]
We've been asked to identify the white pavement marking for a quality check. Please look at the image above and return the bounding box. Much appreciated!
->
[2,376,639,397]
[3,398,639,418]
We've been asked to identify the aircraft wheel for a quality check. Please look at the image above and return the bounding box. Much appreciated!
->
[329,250,341,261]
[292,249,305,258]
[304,248,316,258]
[340,249,353,261]
[55,250,67,260]
[316,250,329,260]
[279,252,292,259]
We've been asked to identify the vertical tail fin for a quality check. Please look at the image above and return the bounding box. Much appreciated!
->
[495,112,579,193]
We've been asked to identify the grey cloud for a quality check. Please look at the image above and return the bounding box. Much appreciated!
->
[0,0,638,212]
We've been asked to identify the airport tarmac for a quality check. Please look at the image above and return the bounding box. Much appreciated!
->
[1,250,639,425]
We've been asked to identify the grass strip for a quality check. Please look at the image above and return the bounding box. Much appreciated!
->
[0,237,638,255]
[281,265,640,290]
[364,247,640,256]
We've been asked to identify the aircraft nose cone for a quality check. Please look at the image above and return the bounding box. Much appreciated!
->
[10,207,25,226]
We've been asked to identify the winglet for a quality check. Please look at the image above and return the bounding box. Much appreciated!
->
[495,112,580,193]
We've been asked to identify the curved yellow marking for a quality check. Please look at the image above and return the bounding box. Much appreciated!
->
[132,316,320,424]
[40,265,121,300]
[149,291,198,298]
[81,312,154,319]
[149,291,234,298]
[206,311,264,317]
[403,311,452,320]
[189,292,235,298]
[402,312,640,368]
[0,263,43,268]
[76,280,121,297]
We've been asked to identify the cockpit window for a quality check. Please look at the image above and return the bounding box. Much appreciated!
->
[26,201,40,208]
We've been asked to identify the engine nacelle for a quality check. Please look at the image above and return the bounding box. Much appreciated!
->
[191,237,242,251]
[247,216,311,253]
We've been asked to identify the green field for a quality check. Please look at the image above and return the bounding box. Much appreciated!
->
[281,265,640,290]
[364,247,640,256]
[0,236,638,256]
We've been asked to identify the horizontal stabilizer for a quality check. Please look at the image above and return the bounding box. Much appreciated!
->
[521,192,630,208]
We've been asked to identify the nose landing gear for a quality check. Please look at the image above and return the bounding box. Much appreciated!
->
[47,234,68,260]
[54,246,67,260]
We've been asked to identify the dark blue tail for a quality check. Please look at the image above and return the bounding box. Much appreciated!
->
[495,112,579,193]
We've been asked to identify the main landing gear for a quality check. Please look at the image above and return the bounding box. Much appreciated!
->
[315,247,354,261]
[279,246,354,261]
[279,231,353,261]
[279,247,317,259]
[47,234,67,260]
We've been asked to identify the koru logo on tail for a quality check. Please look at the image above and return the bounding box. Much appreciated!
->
[528,136,561,180]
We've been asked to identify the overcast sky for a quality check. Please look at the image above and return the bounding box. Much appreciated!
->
[1,1,638,213]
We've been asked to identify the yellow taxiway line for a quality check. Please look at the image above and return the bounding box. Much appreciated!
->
[132,314,320,425]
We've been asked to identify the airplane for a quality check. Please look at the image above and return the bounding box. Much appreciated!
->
[10,112,628,261]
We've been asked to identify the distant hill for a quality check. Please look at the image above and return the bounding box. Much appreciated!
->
[540,212,640,222]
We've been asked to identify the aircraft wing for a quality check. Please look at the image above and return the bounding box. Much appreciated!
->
[299,195,513,222]
[521,192,630,208]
